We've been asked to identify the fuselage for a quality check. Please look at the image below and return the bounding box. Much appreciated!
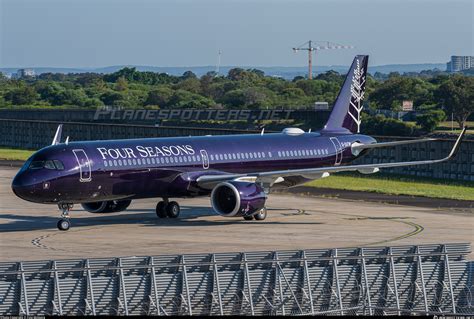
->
[11,130,376,204]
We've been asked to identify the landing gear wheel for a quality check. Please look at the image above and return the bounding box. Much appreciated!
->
[243,215,254,220]
[57,203,73,231]
[254,207,267,221]
[166,201,180,218]
[156,201,167,218]
[57,219,70,231]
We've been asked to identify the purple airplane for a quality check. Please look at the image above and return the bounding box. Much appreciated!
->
[11,56,465,231]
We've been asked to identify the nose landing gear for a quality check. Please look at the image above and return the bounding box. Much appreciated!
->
[57,203,73,231]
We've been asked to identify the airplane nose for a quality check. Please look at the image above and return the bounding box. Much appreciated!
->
[11,172,38,202]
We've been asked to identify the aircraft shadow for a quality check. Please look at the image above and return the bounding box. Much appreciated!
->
[0,206,323,232]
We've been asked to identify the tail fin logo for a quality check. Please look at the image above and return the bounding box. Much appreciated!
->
[348,59,366,133]
[322,55,368,134]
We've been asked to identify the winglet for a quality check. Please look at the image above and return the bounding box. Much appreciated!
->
[52,124,63,145]
[445,127,466,160]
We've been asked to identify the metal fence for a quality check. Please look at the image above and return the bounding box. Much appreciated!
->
[0,243,472,316]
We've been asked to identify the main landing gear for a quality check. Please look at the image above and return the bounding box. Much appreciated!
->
[243,207,267,221]
[57,203,73,231]
[156,199,180,219]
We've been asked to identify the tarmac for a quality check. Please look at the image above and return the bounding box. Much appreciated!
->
[0,166,472,262]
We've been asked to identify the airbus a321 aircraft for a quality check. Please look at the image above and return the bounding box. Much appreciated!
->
[12,55,465,231]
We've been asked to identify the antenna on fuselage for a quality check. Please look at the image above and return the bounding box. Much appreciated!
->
[261,128,265,135]
[52,124,63,145]
[65,136,70,145]
[308,128,312,133]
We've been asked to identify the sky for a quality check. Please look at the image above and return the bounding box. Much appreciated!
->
[0,0,472,68]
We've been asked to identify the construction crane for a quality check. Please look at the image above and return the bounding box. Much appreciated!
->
[293,40,354,79]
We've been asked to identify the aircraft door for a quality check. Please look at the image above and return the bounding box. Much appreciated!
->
[200,149,209,169]
[329,137,343,166]
[72,149,92,182]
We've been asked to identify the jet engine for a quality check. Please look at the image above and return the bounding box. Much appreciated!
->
[210,181,266,217]
[81,200,131,213]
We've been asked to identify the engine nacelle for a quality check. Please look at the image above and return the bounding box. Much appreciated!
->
[211,181,266,217]
[81,200,131,213]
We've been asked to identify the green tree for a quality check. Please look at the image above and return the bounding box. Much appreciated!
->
[168,90,214,108]
[5,86,38,105]
[174,78,201,94]
[144,87,173,107]
[370,77,435,110]
[100,91,124,106]
[416,106,446,133]
[181,71,197,79]
[115,76,129,91]
[435,75,474,128]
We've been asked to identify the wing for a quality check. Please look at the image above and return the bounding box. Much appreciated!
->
[197,128,466,189]
[351,137,436,155]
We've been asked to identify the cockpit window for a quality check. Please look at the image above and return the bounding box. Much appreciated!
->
[44,160,56,170]
[53,160,64,170]
[29,161,45,169]
[29,160,64,170]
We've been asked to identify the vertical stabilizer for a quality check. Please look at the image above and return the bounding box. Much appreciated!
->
[322,55,368,134]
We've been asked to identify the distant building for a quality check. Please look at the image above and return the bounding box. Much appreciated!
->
[314,101,329,110]
[402,100,414,111]
[12,68,36,79]
[446,56,474,72]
